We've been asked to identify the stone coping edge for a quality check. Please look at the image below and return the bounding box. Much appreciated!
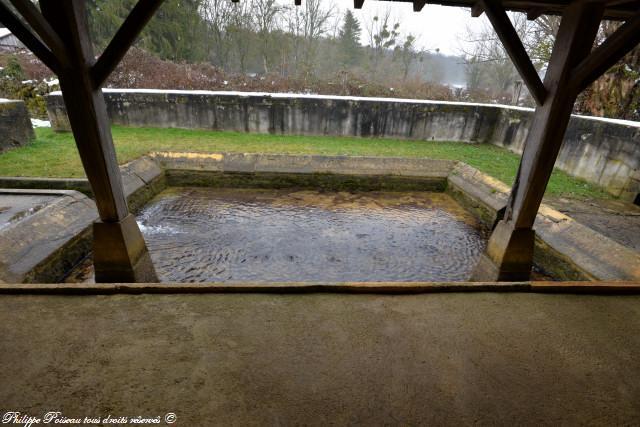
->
[1,281,639,295]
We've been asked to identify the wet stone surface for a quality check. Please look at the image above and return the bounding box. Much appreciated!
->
[548,197,640,252]
[70,188,490,282]
[0,193,56,232]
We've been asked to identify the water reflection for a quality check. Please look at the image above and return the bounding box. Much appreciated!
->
[132,188,489,282]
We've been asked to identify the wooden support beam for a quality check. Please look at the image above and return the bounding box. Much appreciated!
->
[526,8,544,20]
[40,0,157,283]
[472,1,605,281]
[92,0,165,89]
[573,12,640,93]
[471,3,484,17]
[413,0,427,12]
[8,0,69,68]
[354,0,365,9]
[480,0,547,106]
[0,2,59,73]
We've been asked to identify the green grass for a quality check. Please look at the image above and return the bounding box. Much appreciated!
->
[0,126,611,199]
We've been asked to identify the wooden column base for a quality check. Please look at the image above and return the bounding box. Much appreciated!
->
[93,214,158,283]
[471,220,535,282]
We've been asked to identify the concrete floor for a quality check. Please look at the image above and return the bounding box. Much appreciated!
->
[1,292,639,425]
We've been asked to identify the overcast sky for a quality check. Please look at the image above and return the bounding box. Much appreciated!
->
[332,0,488,56]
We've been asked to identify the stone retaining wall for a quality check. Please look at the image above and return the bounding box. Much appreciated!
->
[46,90,640,201]
[0,99,33,152]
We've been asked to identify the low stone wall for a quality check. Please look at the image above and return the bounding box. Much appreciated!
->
[0,99,34,152]
[46,90,640,201]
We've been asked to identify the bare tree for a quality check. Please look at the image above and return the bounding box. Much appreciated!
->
[253,0,283,74]
[395,34,421,80]
[458,13,551,102]
[285,0,334,76]
[364,8,400,75]
[201,0,235,69]
[228,0,254,73]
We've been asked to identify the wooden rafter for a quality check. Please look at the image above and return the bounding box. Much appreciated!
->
[413,0,427,11]
[91,0,165,89]
[572,11,640,93]
[8,0,68,68]
[380,0,639,20]
[479,0,547,105]
[471,3,484,17]
[0,1,59,73]
[526,7,544,20]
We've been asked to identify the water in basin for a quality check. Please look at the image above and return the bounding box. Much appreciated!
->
[118,187,488,282]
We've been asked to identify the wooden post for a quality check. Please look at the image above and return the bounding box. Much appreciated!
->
[40,0,158,283]
[472,1,604,281]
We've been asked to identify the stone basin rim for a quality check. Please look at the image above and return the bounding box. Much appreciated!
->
[1,281,639,295]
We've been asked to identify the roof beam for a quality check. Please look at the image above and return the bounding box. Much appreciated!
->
[526,7,544,20]
[480,0,547,105]
[471,3,484,17]
[7,0,68,68]
[413,0,427,11]
[91,0,165,89]
[0,2,59,73]
[573,11,640,93]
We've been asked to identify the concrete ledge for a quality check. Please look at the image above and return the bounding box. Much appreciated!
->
[153,151,454,177]
[0,155,165,211]
[166,170,447,192]
[0,177,91,194]
[1,281,640,294]
[447,163,640,281]
[159,151,450,191]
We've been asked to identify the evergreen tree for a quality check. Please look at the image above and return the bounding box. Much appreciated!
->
[338,10,361,68]
[87,0,207,62]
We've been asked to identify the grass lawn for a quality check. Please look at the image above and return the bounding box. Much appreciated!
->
[0,126,611,199]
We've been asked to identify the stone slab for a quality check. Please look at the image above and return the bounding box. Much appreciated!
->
[0,189,97,283]
[0,99,34,152]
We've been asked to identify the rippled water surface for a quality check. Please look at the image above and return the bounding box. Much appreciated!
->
[121,188,489,282]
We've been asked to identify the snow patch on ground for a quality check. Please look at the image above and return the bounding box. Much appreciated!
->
[31,118,51,128]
